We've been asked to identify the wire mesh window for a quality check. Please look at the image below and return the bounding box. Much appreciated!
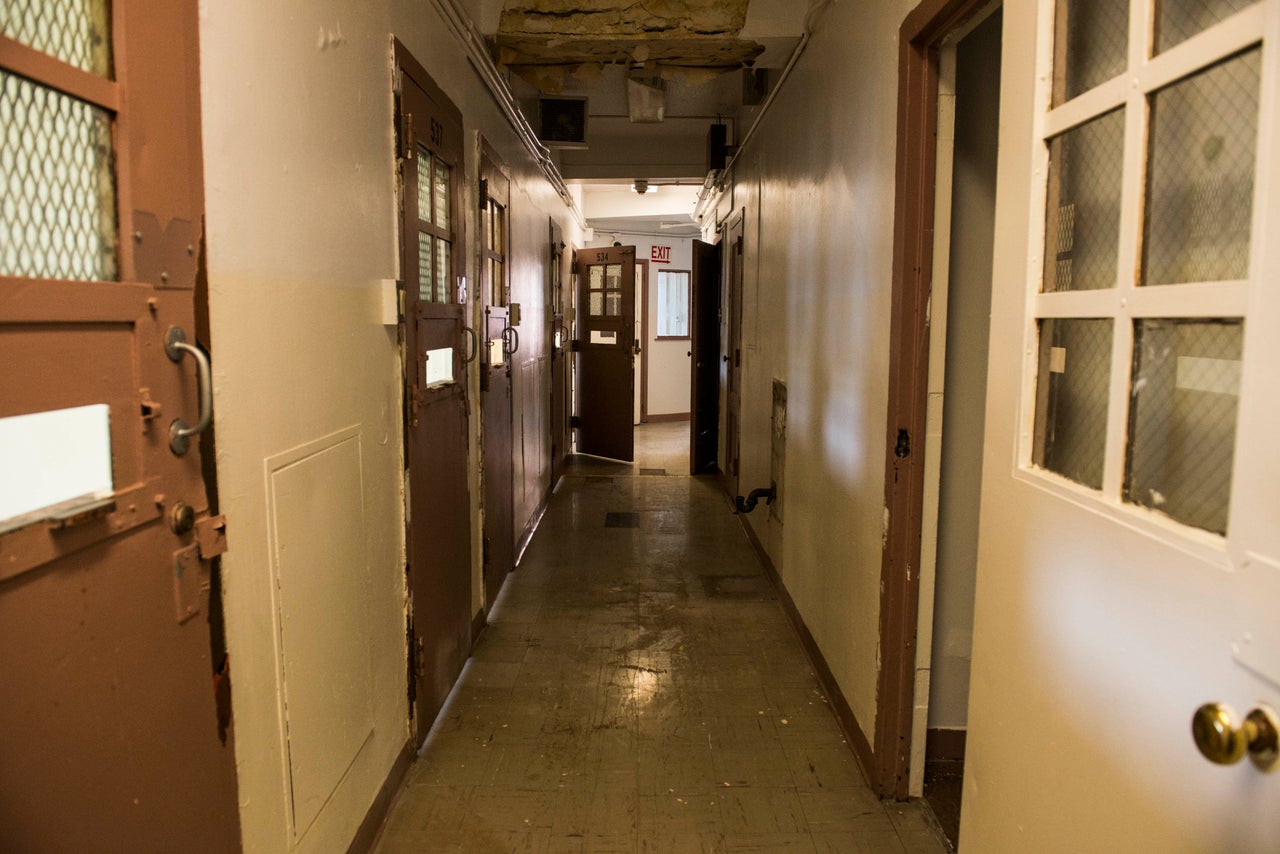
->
[1033,318,1113,489]
[483,197,506,307]
[0,70,117,281]
[1029,0,1265,538]
[1052,0,1129,105]
[1043,109,1125,293]
[1142,48,1260,286]
[413,145,452,303]
[1155,0,1260,53]
[586,262,622,318]
[1124,318,1242,534]
[0,0,113,77]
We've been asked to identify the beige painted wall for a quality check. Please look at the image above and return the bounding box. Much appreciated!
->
[713,0,912,744]
[201,1,578,850]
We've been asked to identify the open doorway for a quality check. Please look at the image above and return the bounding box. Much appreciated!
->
[906,6,1002,848]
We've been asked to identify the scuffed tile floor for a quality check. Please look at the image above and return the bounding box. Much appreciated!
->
[373,424,948,854]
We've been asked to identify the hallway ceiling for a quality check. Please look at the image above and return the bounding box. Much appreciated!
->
[467,0,809,200]
[490,0,763,89]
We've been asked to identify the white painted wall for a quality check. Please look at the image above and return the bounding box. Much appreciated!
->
[586,232,693,418]
[710,0,912,743]
[928,9,1000,734]
[200,2,578,850]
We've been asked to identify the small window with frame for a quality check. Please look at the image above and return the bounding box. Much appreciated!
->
[656,269,690,339]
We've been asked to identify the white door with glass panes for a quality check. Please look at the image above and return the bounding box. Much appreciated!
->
[964,1,1280,850]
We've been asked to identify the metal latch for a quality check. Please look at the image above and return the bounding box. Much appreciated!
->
[195,514,228,559]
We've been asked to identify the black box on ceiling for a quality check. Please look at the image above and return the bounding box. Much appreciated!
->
[707,123,728,173]
[538,96,589,148]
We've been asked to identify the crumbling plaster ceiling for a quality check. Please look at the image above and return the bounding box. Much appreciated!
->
[483,0,804,92]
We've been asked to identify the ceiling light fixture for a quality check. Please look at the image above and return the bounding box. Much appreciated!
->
[631,180,651,194]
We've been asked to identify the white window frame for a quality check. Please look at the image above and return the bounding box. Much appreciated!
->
[1014,0,1276,567]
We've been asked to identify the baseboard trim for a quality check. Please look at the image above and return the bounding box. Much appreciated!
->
[643,412,690,423]
[345,739,414,854]
[514,491,551,569]
[926,727,967,761]
[735,514,877,786]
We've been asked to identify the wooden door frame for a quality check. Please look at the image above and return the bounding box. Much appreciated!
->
[637,258,649,423]
[876,0,995,800]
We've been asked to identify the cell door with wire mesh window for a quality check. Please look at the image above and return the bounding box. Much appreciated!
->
[0,1,242,848]
[480,141,514,608]
[574,244,636,461]
[395,42,473,738]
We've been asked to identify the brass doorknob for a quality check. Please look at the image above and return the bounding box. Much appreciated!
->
[1192,702,1279,771]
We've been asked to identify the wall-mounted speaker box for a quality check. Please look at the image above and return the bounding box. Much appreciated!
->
[743,68,770,106]
[538,96,589,148]
[707,123,728,173]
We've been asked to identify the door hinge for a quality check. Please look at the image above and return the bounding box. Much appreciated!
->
[195,514,228,559]
[406,616,417,718]
[568,339,581,352]
[404,113,415,159]
[570,415,582,428]
[408,384,422,427]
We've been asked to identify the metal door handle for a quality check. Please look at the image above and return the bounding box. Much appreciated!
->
[503,326,520,355]
[164,326,213,456]
[1192,702,1279,770]
[462,326,478,363]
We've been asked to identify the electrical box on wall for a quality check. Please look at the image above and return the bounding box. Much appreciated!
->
[379,279,400,326]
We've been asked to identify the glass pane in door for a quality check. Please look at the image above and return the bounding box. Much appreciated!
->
[1042,109,1125,293]
[0,0,113,76]
[1125,318,1242,534]
[0,71,117,281]
[433,157,450,229]
[1142,49,1261,285]
[1052,0,1129,105]
[1033,318,1114,489]
[417,233,433,301]
[435,237,450,302]
[1156,0,1259,53]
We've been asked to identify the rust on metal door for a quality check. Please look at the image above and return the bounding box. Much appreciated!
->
[689,239,722,474]
[479,141,514,609]
[395,42,473,738]
[0,1,241,849]
[574,244,636,461]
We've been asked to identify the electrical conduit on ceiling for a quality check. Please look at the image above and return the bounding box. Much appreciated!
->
[695,0,835,222]
[428,0,587,230]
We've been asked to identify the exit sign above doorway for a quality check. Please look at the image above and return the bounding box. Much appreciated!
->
[651,245,671,263]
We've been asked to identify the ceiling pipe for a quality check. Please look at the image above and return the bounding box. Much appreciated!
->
[694,0,835,224]
[427,0,588,230]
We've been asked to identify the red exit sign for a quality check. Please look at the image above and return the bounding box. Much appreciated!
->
[650,245,671,263]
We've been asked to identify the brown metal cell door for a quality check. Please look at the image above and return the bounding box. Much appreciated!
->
[397,45,472,736]
[549,224,570,482]
[690,239,722,474]
[0,2,242,850]
[574,245,636,461]
[723,225,745,497]
[480,145,513,608]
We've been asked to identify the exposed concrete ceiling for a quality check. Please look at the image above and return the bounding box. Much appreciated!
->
[491,0,763,83]
[463,0,811,213]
